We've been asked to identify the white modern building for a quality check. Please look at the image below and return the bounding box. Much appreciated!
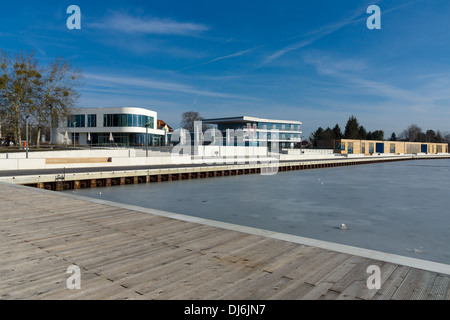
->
[202,116,303,149]
[54,107,167,147]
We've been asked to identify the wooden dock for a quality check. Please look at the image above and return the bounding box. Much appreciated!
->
[1,182,449,300]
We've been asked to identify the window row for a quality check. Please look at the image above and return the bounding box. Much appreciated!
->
[256,123,301,131]
[67,114,155,129]
[103,114,154,129]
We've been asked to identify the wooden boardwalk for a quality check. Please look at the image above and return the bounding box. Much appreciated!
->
[0,182,449,300]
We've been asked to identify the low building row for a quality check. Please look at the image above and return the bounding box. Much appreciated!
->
[333,139,449,155]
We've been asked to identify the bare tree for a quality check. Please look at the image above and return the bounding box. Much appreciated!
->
[1,51,83,147]
[398,124,424,142]
[181,111,209,132]
[0,50,41,145]
[31,57,82,147]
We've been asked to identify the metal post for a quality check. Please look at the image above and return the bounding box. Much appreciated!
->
[145,124,149,157]
[73,121,77,147]
[26,116,29,159]
[49,105,53,145]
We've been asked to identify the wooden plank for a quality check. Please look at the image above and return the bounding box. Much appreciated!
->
[427,274,450,300]
[304,252,353,286]
[199,260,271,300]
[141,256,226,299]
[92,245,193,281]
[215,270,276,300]
[116,250,206,295]
[391,268,427,300]
[327,256,373,293]
[300,281,335,300]
[45,158,111,165]
[373,266,411,300]
[409,271,437,300]
[356,262,398,300]
[267,280,315,300]
[246,275,293,300]
[284,249,342,281]
[262,244,315,274]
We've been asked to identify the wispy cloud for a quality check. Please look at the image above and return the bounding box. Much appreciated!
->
[204,49,253,64]
[84,73,260,101]
[91,12,209,36]
[261,38,316,66]
[260,1,384,66]
[302,51,434,106]
[180,48,255,70]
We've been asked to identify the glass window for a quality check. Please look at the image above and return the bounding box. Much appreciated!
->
[390,143,396,154]
[67,114,85,128]
[369,143,374,153]
[102,113,155,128]
[335,142,345,151]
[87,114,97,127]
[348,142,354,154]
[112,114,118,127]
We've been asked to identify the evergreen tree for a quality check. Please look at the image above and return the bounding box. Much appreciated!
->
[344,115,360,139]
[390,132,397,141]
[358,126,367,140]
[372,130,384,141]
[309,127,324,147]
[435,130,444,143]
[322,127,335,140]
[332,124,342,139]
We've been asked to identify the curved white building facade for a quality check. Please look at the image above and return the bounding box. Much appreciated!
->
[55,107,167,146]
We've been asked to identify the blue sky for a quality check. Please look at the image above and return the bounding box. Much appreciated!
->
[1,0,450,137]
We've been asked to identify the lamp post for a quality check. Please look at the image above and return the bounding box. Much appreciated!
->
[49,104,53,145]
[145,123,149,157]
[25,115,29,159]
[73,121,77,147]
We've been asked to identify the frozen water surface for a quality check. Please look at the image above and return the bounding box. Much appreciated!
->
[67,159,450,265]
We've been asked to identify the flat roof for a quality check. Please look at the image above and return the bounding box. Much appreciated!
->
[203,116,302,125]
[71,107,158,115]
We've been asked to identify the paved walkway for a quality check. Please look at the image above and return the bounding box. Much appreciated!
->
[1,182,449,300]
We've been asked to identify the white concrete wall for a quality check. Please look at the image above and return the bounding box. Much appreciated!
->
[1,148,448,171]
[0,159,46,170]
[197,146,268,158]
[0,149,136,159]
[0,147,276,171]
[283,149,334,155]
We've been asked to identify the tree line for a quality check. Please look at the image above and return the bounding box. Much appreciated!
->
[310,115,449,147]
[0,50,82,147]
[397,124,449,143]
[310,115,384,147]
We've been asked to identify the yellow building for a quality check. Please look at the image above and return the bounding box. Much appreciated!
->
[334,139,449,155]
